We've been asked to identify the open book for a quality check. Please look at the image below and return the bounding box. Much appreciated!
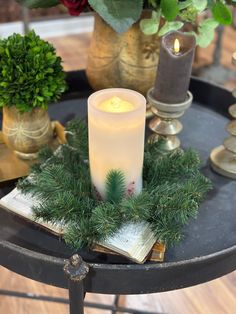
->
[0,188,64,235]
[0,188,158,264]
[97,222,157,263]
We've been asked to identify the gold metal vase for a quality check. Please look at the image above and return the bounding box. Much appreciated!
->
[2,106,53,160]
[86,12,160,96]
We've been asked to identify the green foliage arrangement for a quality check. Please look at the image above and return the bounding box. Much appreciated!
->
[140,0,235,47]
[0,30,66,112]
[17,0,235,47]
[18,118,212,250]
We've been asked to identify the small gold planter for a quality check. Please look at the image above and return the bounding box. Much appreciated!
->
[2,106,53,160]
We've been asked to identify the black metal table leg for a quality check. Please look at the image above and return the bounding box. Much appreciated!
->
[64,254,89,314]
[111,295,120,314]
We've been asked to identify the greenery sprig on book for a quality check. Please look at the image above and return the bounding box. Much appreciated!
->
[18,118,212,250]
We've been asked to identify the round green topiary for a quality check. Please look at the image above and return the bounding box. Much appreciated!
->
[0,30,67,112]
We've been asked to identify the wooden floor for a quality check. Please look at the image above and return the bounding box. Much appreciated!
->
[0,27,236,314]
[0,266,235,314]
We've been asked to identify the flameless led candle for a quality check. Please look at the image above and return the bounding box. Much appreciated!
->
[88,88,146,199]
[153,31,196,104]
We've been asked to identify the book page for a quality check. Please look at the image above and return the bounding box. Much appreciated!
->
[99,222,157,263]
[0,188,63,235]
[0,188,37,218]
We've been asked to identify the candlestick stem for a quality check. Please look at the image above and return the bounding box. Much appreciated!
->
[147,88,193,151]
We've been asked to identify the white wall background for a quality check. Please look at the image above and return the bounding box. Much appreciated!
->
[0,15,94,38]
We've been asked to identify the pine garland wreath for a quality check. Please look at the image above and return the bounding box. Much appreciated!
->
[17,118,212,250]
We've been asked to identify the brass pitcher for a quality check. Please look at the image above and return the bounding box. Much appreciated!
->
[2,106,53,160]
[86,11,160,95]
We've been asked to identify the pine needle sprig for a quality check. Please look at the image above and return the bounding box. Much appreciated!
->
[33,191,81,223]
[144,148,201,188]
[105,170,126,204]
[37,146,54,164]
[29,163,42,176]
[91,202,122,240]
[66,118,88,160]
[150,217,183,247]
[120,192,152,222]
[65,219,97,249]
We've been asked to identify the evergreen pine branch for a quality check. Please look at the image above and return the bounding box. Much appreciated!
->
[91,202,122,239]
[64,219,98,249]
[151,174,212,223]
[144,148,201,187]
[120,191,152,222]
[29,163,42,176]
[33,191,81,223]
[150,218,183,247]
[18,144,91,200]
[105,170,126,204]
[37,146,54,163]
[66,118,88,160]
[17,178,39,195]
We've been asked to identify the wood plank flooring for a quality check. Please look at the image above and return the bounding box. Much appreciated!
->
[0,26,236,314]
[0,266,235,314]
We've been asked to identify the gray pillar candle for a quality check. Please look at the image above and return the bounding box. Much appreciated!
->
[153,31,196,104]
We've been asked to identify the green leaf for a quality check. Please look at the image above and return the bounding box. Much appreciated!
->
[178,0,192,10]
[140,10,161,35]
[158,21,184,37]
[17,0,59,8]
[200,18,219,31]
[88,0,143,33]
[212,1,233,25]
[161,0,179,21]
[192,0,207,12]
[197,18,219,47]
[0,82,8,88]
[37,96,44,102]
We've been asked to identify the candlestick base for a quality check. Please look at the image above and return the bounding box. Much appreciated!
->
[147,88,193,151]
[210,104,236,179]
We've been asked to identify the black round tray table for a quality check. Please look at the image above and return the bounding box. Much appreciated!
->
[0,71,235,314]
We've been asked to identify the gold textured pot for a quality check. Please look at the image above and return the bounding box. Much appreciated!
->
[2,106,53,160]
[86,11,160,95]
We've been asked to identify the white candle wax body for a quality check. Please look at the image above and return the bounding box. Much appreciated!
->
[88,89,146,199]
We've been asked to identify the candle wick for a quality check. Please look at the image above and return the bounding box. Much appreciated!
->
[111,97,121,109]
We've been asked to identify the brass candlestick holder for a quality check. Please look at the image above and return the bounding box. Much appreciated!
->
[210,104,236,179]
[147,87,193,151]
[210,53,236,179]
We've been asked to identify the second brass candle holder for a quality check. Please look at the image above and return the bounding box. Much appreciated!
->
[210,53,236,179]
[147,87,193,151]
[210,104,236,179]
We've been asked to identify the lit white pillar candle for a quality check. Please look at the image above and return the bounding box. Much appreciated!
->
[88,88,146,199]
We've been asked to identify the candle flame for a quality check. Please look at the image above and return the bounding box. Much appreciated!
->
[174,38,180,54]
[98,96,135,113]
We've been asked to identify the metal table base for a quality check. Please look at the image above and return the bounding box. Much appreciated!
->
[0,289,163,314]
